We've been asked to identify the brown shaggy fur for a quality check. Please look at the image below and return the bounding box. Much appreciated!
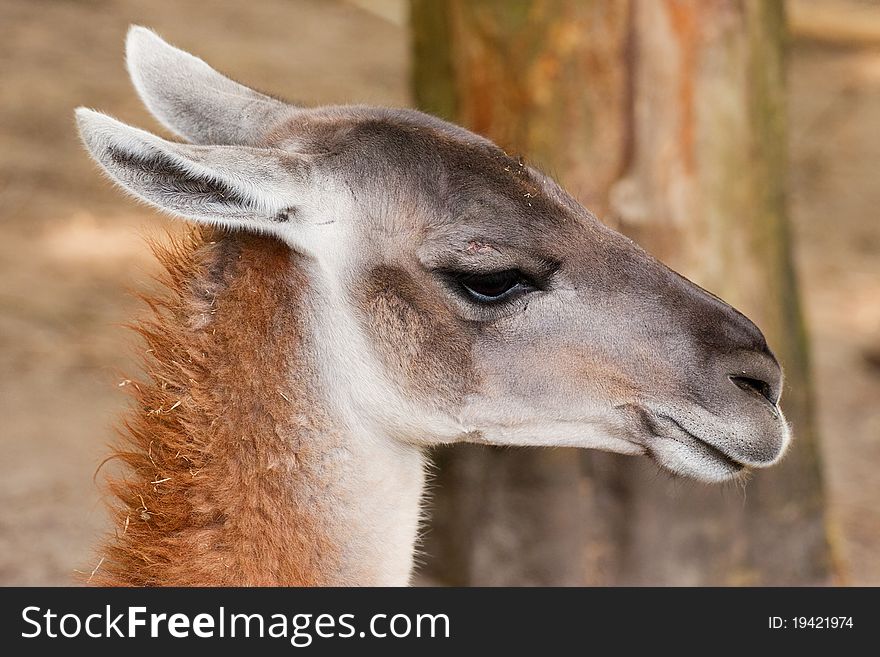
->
[92,228,338,586]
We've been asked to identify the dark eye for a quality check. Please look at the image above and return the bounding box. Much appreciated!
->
[455,269,532,304]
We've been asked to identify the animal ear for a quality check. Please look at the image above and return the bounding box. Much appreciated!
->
[125,26,294,145]
[75,108,307,232]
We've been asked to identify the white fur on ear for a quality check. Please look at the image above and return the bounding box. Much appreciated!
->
[125,26,295,145]
[75,107,309,232]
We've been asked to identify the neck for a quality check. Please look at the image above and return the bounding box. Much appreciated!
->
[95,230,424,586]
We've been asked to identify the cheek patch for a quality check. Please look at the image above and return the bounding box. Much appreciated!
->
[355,265,478,404]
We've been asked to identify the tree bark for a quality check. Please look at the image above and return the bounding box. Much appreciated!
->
[412,0,831,585]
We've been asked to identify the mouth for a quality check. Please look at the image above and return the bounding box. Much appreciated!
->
[641,411,748,483]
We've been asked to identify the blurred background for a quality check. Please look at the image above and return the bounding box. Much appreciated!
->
[0,0,877,586]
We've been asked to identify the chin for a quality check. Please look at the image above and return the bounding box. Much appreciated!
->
[646,435,749,483]
[642,416,791,484]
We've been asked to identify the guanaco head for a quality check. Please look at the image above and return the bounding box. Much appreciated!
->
[76,27,789,483]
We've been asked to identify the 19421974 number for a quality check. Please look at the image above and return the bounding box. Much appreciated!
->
[769,617,854,629]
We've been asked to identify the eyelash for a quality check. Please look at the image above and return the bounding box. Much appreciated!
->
[447,269,537,306]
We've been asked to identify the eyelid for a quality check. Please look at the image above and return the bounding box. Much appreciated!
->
[427,254,560,284]
[436,267,543,290]
[444,269,537,307]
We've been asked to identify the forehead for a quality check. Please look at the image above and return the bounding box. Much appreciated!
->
[271,107,601,259]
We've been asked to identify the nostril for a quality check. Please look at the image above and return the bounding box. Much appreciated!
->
[729,375,776,406]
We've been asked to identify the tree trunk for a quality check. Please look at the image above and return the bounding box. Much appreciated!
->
[412,0,831,585]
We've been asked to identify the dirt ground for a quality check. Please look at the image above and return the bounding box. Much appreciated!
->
[0,0,877,585]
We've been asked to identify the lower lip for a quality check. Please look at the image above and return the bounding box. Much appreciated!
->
[652,413,746,472]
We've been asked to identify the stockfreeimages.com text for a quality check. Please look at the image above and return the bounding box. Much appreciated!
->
[21,605,450,646]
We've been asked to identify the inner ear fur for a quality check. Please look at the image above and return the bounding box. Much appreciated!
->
[75,108,308,231]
